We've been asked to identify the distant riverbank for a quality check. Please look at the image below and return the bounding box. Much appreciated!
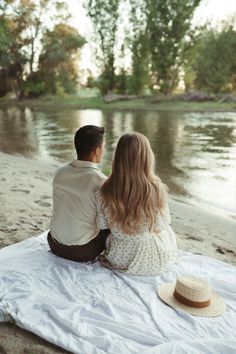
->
[1,95,236,112]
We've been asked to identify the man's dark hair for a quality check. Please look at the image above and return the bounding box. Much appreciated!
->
[74,125,105,159]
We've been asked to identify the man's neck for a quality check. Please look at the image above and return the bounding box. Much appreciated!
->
[77,157,96,163]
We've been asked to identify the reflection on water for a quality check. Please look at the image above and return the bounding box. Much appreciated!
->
[0,106,235,215]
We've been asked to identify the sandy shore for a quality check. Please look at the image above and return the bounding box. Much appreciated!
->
[0,151,235,353]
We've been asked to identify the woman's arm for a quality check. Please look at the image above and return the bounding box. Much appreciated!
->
[95,189,109,230]
[162,203,171,224]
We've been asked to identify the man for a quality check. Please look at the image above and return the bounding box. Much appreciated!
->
[47,125,109,262]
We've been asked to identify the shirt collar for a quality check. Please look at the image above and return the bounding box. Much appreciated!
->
[70,158,99,170]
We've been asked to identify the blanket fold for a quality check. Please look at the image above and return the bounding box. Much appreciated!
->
[0,231,235,354]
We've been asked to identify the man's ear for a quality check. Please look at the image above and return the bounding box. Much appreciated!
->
[95,147,100,156]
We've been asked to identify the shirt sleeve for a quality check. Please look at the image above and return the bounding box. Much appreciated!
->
[95,190,109,230]
[162,203,171,224]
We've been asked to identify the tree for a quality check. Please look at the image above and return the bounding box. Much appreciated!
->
[84,0,202,95]
[145,0,201,94]
[0,17,13,95]
[84,0,120,94]
[192,26,236,93]
[0,1,33,97]
[36,24,85,95]
[128,0,150,94]
[0,0,71,98]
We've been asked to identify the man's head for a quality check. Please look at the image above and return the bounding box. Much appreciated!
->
[74,125,105,163]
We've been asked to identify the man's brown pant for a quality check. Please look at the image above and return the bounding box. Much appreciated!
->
[47,230,110,262]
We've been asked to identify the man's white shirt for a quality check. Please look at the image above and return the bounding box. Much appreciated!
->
[50,159,106,246]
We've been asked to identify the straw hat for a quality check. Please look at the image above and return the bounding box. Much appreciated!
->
[157,275,226,317]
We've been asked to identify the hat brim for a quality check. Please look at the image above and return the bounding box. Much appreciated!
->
[157,282,226,317]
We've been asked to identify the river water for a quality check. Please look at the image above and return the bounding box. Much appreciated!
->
[0,106,235,216]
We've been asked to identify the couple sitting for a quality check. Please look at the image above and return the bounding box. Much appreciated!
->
[48,125,177,276]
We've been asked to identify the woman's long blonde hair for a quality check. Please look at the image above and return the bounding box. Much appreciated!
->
[101,132,168,234]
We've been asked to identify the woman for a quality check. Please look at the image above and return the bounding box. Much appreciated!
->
[95,132,177,276]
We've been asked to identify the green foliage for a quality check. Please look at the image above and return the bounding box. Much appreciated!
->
[37,23,86,96]
[0,19,12,95]
[0,1,34,97]
[0,19,10,54]
[192,26,236,93]
[24,74,45,98]
[115,69,128,94]
[84,0,120,94]
[2,0,235,98]
[129,33,150,94]
[128,1,150,94]
[144,0,201,94]
[86,0,201,95]
[0,0,84,98]
[86,75,97,89]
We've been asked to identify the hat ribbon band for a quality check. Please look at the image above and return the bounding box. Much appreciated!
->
[174,290,211,308]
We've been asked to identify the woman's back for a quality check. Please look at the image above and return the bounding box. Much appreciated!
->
[96,189,177,276]
[96,132,178,276]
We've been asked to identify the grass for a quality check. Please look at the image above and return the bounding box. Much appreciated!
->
[0,94,236,112]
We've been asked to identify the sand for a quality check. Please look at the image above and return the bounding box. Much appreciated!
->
[0,151,235,353]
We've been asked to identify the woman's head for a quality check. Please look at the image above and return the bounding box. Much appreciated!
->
[101,132,168,234]
[112,132,155,183]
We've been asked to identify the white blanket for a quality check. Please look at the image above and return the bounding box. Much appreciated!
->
[0,232,236,354]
